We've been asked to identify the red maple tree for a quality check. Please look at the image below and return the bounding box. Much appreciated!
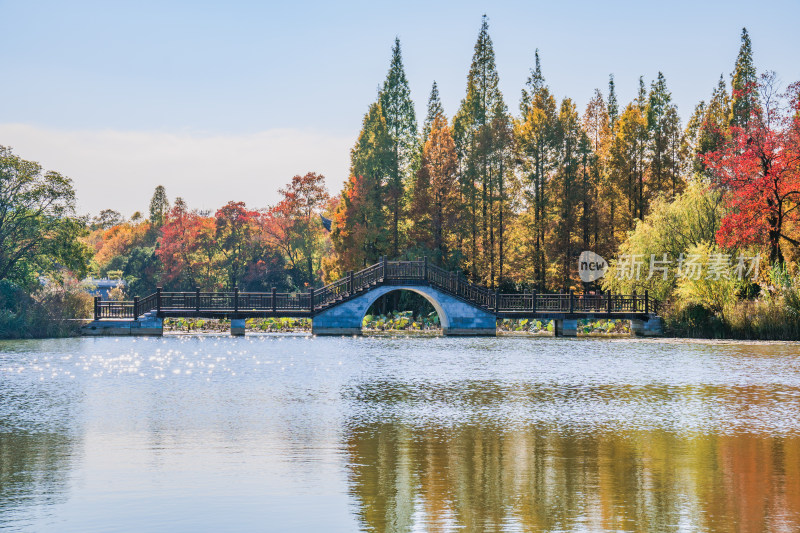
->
[705,76,800,264]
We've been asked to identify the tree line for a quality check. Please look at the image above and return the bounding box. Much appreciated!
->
[330,20,780,294]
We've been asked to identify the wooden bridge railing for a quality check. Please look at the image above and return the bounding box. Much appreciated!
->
[93,258,658,320]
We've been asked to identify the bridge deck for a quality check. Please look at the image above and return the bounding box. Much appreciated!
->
[94,259,658,321]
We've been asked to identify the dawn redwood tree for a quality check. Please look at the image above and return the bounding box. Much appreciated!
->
[422,81,444,143]
[515,50,557,289]
[409,114,459,265]
[335,101,393,269]
[609,103,649,226]
[729,28,759,129]
[552,98,582,288]
[332,174,379,270]
[647,72,685,198]
[453,15,509,284]
[583,89,613,254]
[149,185,170,227]
[607,74,619,131]
[687,76,731,175]
[380,38,418,258]
[706,75,800,265]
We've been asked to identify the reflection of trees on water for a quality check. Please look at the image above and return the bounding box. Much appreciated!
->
[344,422,800,532]
[0,432,76,526]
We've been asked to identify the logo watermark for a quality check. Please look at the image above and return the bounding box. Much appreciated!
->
[578,251,608,282]
[614,253,760,281]
[577,251,761,282]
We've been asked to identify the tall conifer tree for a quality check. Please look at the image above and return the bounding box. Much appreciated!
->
[149,185,170,227]
[608,74,619,130]
[423,81,444,142]
[380,37,418,258]
[333,101,393,269]
[554,98,582,288]
[583,89,612,256]
[453,15,509,284]
[516,50,557,288]
[647,72,684,198]
[729,27,759,129]
[688,76,731,175]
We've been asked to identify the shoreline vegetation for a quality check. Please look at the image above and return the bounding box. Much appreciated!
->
[3,22,800,341]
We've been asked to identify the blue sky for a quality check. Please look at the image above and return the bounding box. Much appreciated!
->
[2,0,798,215]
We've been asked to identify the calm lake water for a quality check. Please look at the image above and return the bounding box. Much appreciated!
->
[1,334,799,532]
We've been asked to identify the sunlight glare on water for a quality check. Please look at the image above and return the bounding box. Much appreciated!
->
[1,334,800,532]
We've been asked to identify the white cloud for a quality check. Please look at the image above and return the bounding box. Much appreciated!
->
[0,124,352,217]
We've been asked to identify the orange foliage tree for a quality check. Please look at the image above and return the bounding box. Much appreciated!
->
[408,114,460,266]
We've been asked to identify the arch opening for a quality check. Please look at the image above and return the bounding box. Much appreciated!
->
[362,288,448,333]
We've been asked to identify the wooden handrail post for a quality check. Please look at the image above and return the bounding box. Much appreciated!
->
[133,296,139,319]
[382,256,388,281]
[532,289,537,313]
[423,256,428,281]
[156,287,162,314]
[196,287,201,313]
[309,288,315,313]
[234,286,239,313]
[644,290,649,314]
[348,270,354,294]
[94,296,100,320]
[569,289,574,313]
[494,291,499,313]
[607,291,612,314]
[271,287,277,313]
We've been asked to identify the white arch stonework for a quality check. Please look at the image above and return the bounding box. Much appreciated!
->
[311,285,497,336]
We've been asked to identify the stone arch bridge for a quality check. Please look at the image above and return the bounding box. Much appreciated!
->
[84,259,662,337]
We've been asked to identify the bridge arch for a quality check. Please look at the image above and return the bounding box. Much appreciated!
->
[361,287,450,331]
[311,284,496,336]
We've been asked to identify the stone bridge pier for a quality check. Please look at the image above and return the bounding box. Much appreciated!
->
[311,285,497,336]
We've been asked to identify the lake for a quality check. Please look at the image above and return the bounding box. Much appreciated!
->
[1,334,799,532]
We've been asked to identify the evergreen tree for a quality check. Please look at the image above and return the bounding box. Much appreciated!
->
[520,49,545,117]
[409,114,459,265]
[647,72,684,198]
[610,104,649,225]
[583,89,613,256]
[553,98,582,288]
[729,27,759,129]
[636,76,648,111]
[608,74,619,130]
[453,15,509,285]
[380,37,418,258]
[149,185,169,227]
[422,81,444,142]
[662,106,685,196]
[332,101,393,269]
[688,76,731,175]
[515,51,557,289]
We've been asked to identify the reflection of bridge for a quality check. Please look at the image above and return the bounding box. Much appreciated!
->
[84,259,662,337]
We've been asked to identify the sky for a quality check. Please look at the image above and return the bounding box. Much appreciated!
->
[1,0,799,217]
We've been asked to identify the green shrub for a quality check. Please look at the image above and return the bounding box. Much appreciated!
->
[0,278,92,339]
